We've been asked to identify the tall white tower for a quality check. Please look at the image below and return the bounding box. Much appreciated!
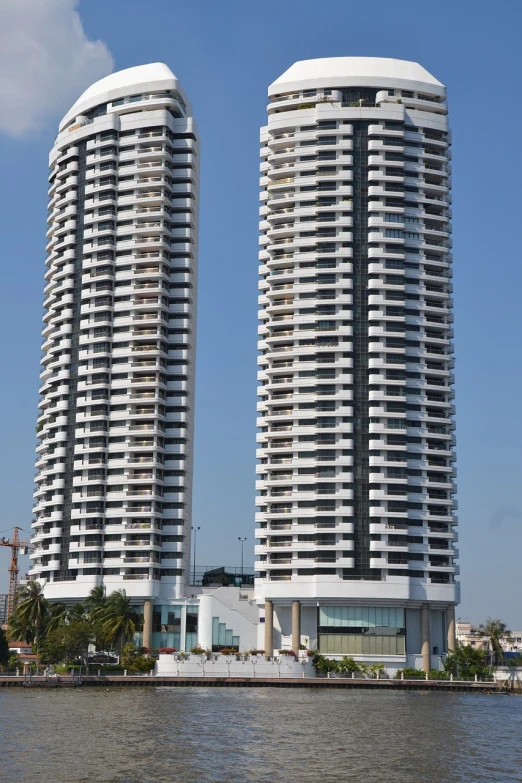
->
[256,58,458,671]
[30,64,199,616]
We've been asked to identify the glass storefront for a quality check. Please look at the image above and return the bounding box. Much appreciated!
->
[318,606,406,655]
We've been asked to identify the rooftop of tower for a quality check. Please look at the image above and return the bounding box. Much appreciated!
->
[59,62,188,131]
[269,56,444,96]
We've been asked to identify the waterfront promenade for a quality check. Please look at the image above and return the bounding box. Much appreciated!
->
[0,672,507,692]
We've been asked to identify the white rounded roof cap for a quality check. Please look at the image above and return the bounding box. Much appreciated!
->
[71,62,177,111]
[270,57,443,91]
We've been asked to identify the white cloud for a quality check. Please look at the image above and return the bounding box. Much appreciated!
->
[0,0,113,137]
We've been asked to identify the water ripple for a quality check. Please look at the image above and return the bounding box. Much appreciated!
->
[0,687,521,783]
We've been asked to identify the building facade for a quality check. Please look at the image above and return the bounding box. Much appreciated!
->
[0,594,7,627]
[30,64,200,641]
[256,58,458,671]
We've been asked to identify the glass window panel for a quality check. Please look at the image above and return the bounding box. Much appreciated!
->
[375,607,382,626]
[368,607,376,627]
[218,623,227,646]
[212,617,220,646]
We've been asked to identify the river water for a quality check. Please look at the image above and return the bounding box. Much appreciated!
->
[1,687,521,783]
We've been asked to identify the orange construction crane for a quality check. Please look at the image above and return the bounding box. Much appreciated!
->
[0,527,31,621]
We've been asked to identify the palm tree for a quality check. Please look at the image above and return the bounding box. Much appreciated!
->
[85,586,106,619]
[478,618,512,667]
[46,603,68,634]
[85,586,110,652]
[99,590,142,656]
[7,609,36,645]
[67,603,86,623]
[9,581,49,664]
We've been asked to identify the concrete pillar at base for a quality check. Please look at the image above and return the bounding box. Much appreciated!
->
[447,604,456,654]
[143,599,153,651]
[264,600,274,655]
[421,603,431,673]
[291,601,301,653]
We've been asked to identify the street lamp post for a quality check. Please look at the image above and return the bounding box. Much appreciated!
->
[238,537,247,582]
[191,526,200,585]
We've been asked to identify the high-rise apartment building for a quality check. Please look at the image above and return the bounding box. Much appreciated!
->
[0,594,8,627]
[30,65,199,632]
[256,58,458,671]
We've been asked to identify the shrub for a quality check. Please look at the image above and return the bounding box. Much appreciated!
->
[121,642,155,673]
[337,656,361,674]
[313,654,339,675]
[395,667,425,679]
[249,649,265,656]
[278,649,296,656]
[190,646,210,657]
[368,663,387,679]
[8,653,21,670]
[428,669,449,680]
[159,647,177,654]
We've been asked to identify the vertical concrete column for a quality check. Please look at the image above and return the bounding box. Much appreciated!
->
[447,604,456,654]
[421,603,431,673]
[143,599,153,651]
[264,600,274,656]
[291,601,301,653]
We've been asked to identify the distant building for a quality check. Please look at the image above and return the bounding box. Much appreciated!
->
[0,594,8,627]
[456,621,522,657]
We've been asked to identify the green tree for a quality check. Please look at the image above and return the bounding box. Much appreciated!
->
[85,587,111,652]
[46,603,68,634]
[40,621,94,668]
[9,581,49,663]
[0,627,9,668]
[67,603,86,623]
[478,618,512,667]
[8,653,21,670]
[99,590,142,655]
[7,610,35,645]
[443,643,490,679]
[121,642,155,673]
[85,586,107,619]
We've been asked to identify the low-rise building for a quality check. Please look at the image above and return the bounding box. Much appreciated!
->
[456,622,522,657]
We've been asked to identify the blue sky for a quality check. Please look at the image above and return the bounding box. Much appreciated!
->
[1,0,521,627]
